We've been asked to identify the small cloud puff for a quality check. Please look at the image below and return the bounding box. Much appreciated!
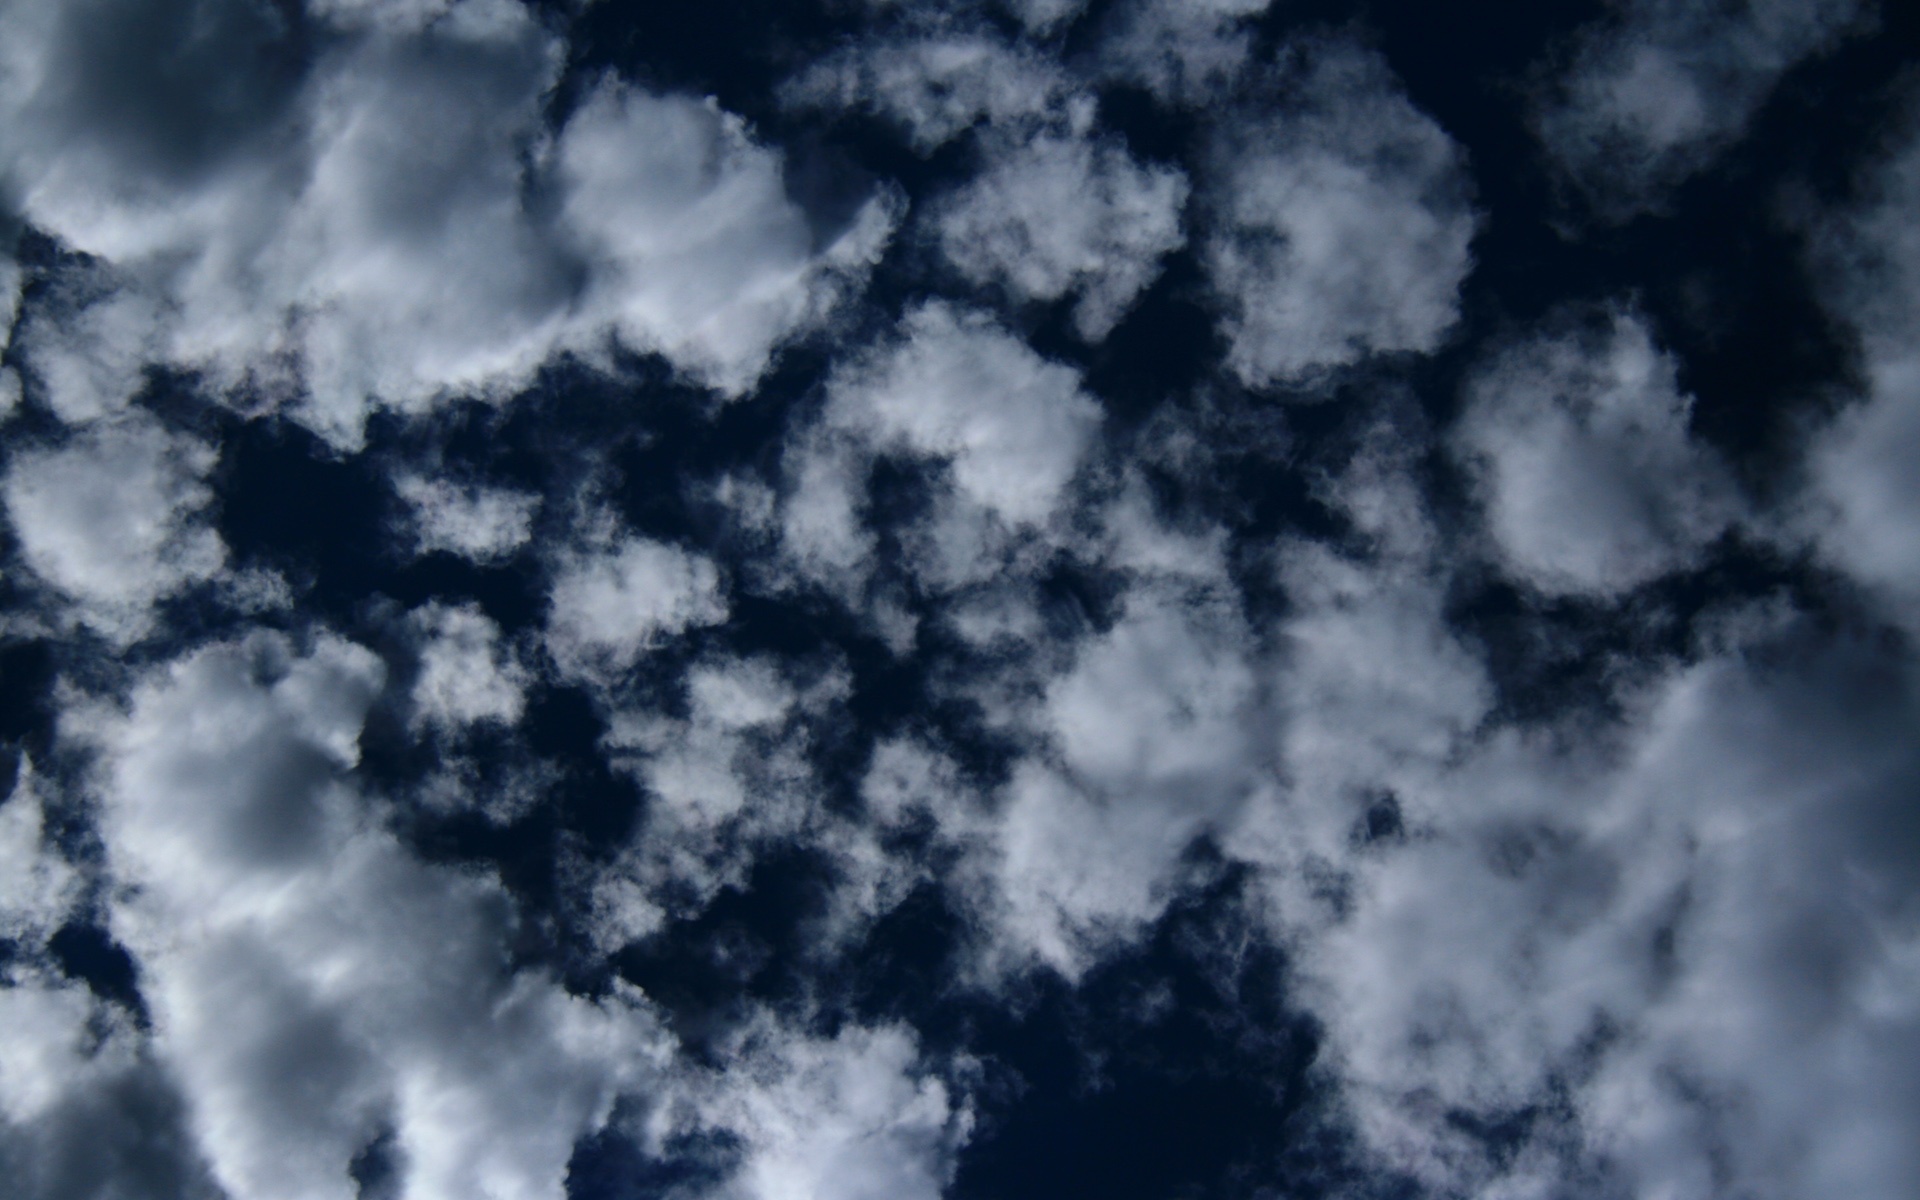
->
[934,131,1188,340]
[1203,40,1478,388]
[1536,0,1867,216]
[1453,308,1741,598]
[408,602,529,735]
[545,536,730,685]
[689,1018,973,1200]
[395,474,539,563]
[73,632,669,1200]
[3,415,226,643]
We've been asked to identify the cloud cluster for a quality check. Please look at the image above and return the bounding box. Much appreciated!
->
[1453,308,1742,597]
[781,301,1102,601]
[0,0,893,446]
[71,634,670,1200]
[1202,41,1478,388]
[3,415,225,642]
[1537,0,1867,214]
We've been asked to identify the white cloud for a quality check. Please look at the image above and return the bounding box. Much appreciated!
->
[71,632,670,1200]
[556,80,899,398]
[11,275,163,424]
[0,0,892,446]
[545,536,729,685]
[1537,0,1866,215]
[967,583,1265,977]
[689,1018,973,1200]
[588,656,848,946]
[1803,122,1920,635]
[1298,636,1920,1200]
[779,431,878,595]
[1452,308,1742,598]
[1093,0,1272,105]
[934,130,1188,340]
[408,602,528,734]
[781,31,1071,152]
[1227,424,1493,920]
[395,473,539,562]
[0,766,77,948]
[1002,0,1084,35]
[826,302,1102,527]
[3,415,226,643]
[1203,41,1477,388]
[777,302,1103,605]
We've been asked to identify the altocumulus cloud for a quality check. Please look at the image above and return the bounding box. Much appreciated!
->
[1,2,1917,1200]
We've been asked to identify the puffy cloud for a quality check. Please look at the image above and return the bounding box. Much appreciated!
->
[0,767,77,947]
[1452,308,1742,598]
[1002,0,1085,35]
[933,130,1188,340]
[688,1018,973,1200]
[10,273,163,423]
[782,30,1071,152]
[408,602,528,734]
[1298,634,1920,1200]
[545,536,729,685]
[3,415,225,642]
[555,80,898,398]
[588,655,848,945]
[1803,121,1920,634]
[1093,0,1273,105]
[1228,421,1493,916]
[779,302,1102,601]
[1203,41,1478,388]
[975,583,1265,976]
[394,473,539,562]
[1537,0,1867,215]
[0,0,892,446]
[71,632,669,1200]
[826,302,1101,527]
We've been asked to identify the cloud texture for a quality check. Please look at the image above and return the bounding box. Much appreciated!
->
[0,2,1913,1200]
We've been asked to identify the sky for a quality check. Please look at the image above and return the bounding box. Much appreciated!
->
[0,1,1917,1198]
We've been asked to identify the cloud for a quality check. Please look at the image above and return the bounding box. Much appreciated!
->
[0,964,230,1200]
[9,270,163,424]
[3,415,226,643]
[1226,418,1493,915]
[688,1018,973,1200]
[779,301,1102,603]
[1803,119,1920,635]
[588,655,848,945]
[0,0,892,446]
[1092,0,1273,105]
[933,128,1188,340]
[70,632,670,1200]
[554,79,898,398]
[545,536,730,685]
[1452,308,1743,598]
[1536,0,1867,215]
[781,29,1071,152]
[408,602,528,735]
[0,767,78,948]
[1297,632,1920,1200]
[959,581,1265,977]
[1001,0,1085,35]
[825,302,1101,528]
[394,473,539,562]
[1202,40,1478,388]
